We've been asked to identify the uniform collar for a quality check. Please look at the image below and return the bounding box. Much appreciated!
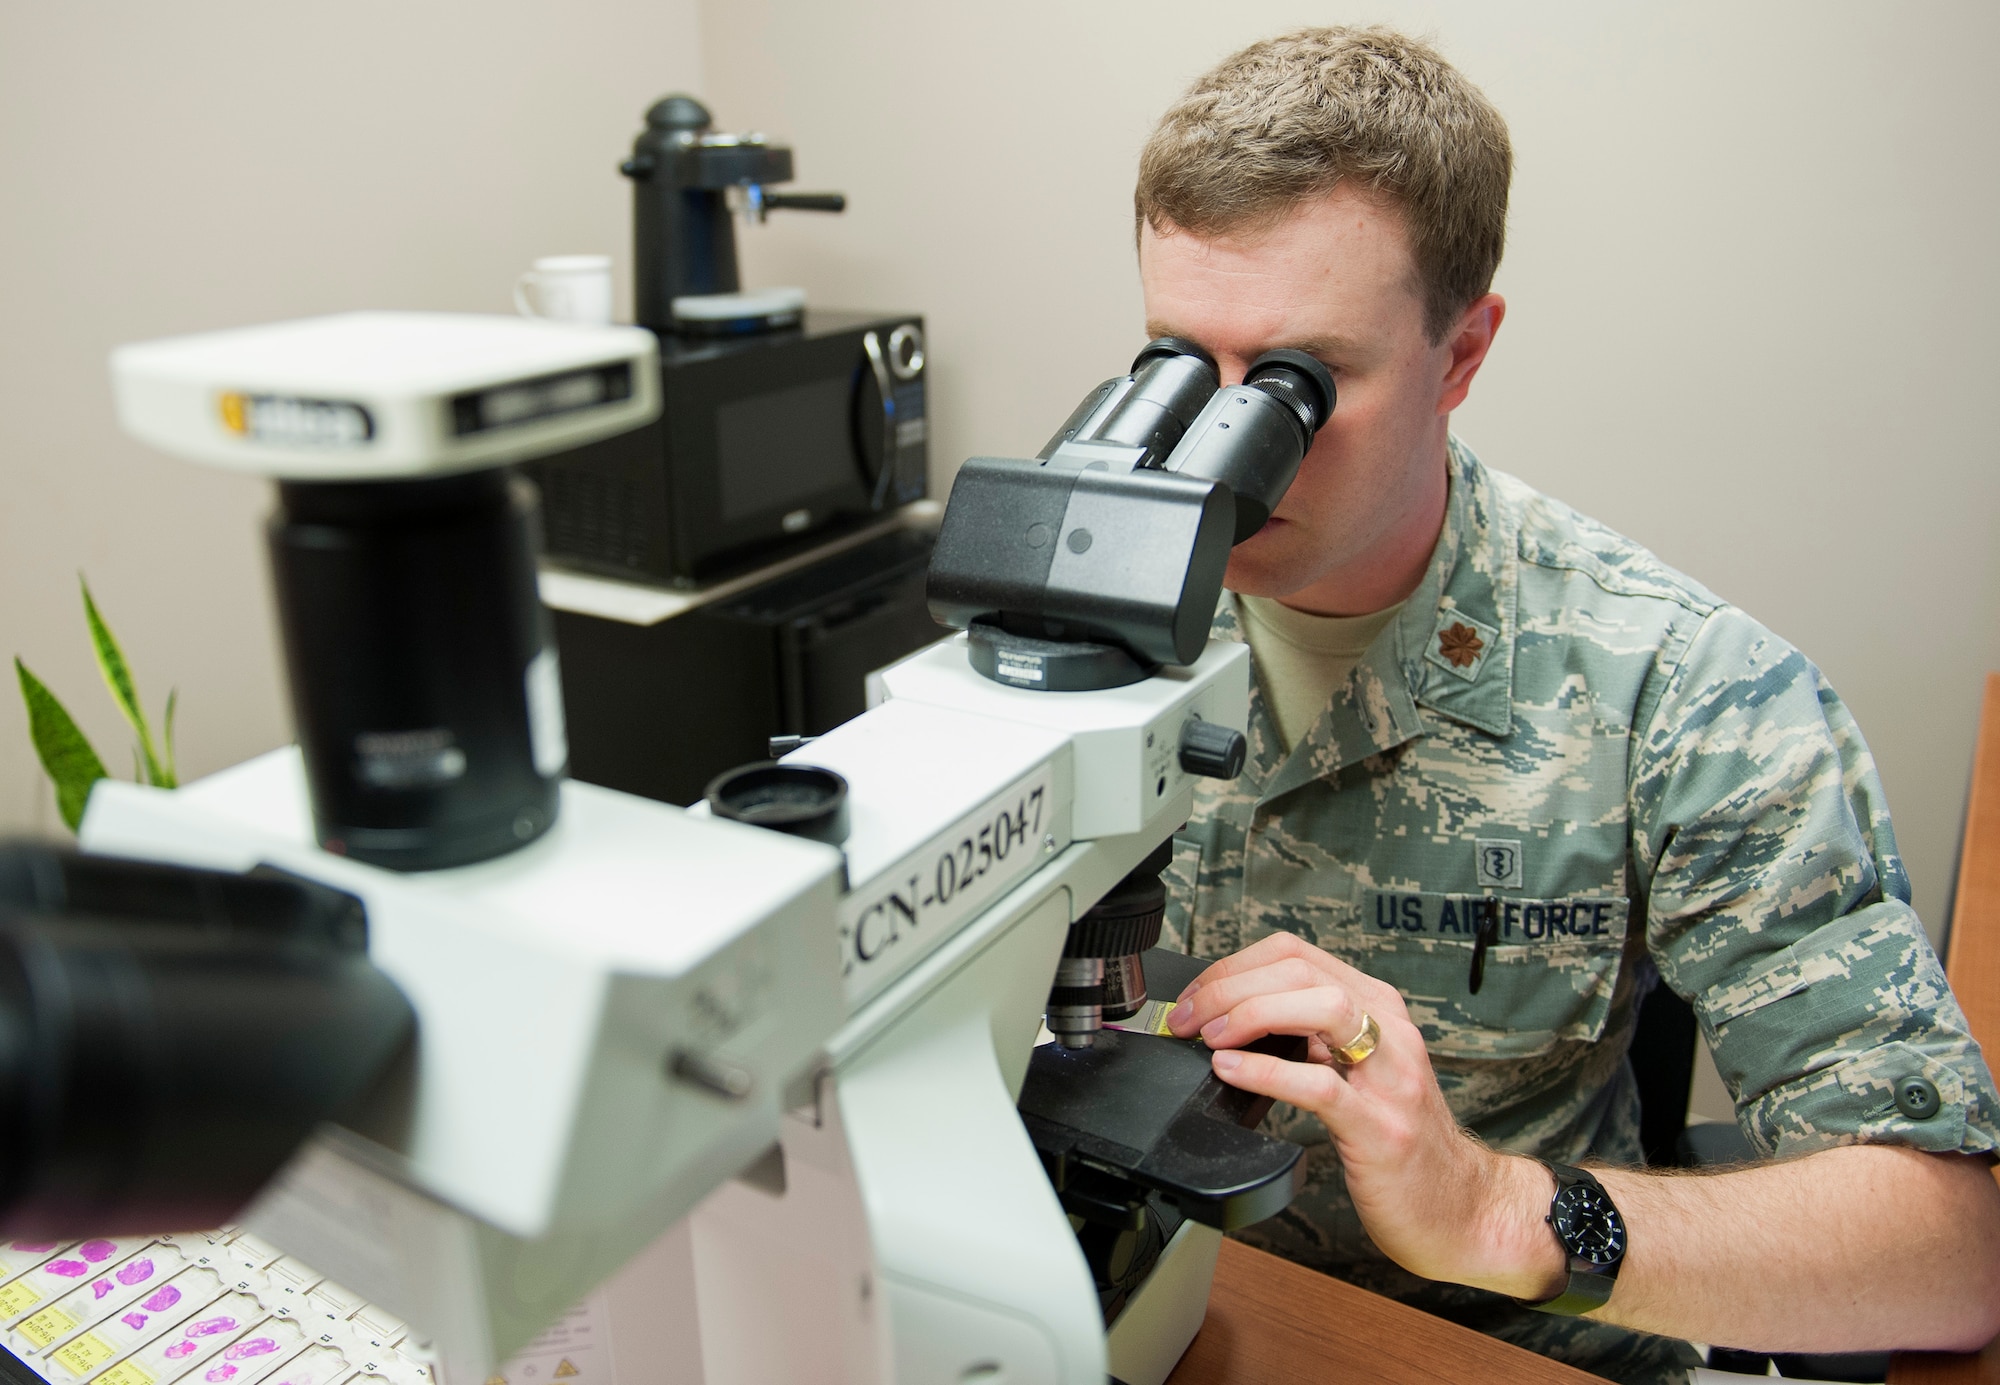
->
[1401,436,1517,740]
[1218,437,1518,808]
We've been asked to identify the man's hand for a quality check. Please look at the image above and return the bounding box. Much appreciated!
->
[1164,931,1565,1298]
[1169,932,2000,1353]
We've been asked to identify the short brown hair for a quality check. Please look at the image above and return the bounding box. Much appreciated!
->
[1136,27,1512,342]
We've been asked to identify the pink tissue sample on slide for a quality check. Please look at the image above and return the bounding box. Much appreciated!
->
[79,1241,117,1263]
[186,1316,239,1337]
[122,1313,149,1331]
[224,1340,278,1361]
[142,1287,182,1313]
[165,1343,197,1360]
[205,1366,237,1382]
[117,1260,155,1286]
[46,1260,88,1277]
[10,1243,56,1254]
[92,1280,115,1299]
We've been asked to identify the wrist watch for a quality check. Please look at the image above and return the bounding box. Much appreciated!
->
[1520,1160,1627,1315]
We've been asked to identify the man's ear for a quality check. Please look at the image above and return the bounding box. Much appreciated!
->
[1437,293,1506,415]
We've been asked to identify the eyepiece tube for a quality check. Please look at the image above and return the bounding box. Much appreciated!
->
[1244,349,1336,440]
[1087,339,1217,468]
[1037,337,1219,470]
[1162,348,1337,542]
[1131,336,1215,375]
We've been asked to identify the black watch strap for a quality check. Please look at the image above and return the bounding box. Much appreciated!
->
[1520,1161,1624,1317]
[1528,1268,1617,1315]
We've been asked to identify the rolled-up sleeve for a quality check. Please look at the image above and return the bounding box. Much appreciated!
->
[1628,605,1998,1159]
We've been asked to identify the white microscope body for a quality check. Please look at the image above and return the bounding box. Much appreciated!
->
[65,312,1290,1385]
[87,313,855,1382]
[77,638,1250,1385]
[667,635,1249,1385]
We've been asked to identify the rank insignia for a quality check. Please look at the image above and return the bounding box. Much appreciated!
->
[1425,608,1499,682]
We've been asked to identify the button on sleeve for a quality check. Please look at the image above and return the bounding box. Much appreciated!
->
[1629,606,2000,1159]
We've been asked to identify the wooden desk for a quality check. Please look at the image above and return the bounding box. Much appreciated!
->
[1940,674,2000,1088]
[1889,673,2000,1384]
[1167,1240,1608,1384]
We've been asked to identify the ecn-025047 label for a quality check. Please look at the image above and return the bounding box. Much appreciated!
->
[837,764,1064,1007]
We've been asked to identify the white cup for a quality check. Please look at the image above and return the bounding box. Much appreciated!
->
[514,254,614,324]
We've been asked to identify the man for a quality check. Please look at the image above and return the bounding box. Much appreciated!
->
[1139,27,2000,1383]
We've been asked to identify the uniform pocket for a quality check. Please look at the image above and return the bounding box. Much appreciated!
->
[1355,890,1630,1059]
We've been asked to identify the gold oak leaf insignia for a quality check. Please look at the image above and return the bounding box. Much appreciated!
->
[1438,622,1485,669]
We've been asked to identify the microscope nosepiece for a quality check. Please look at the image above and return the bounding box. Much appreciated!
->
[1047,842,1171,1048]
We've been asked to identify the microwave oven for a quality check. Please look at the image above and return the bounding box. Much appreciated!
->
[525,310,927,586]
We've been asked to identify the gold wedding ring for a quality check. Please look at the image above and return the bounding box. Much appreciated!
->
[1333,1012,1381,1066]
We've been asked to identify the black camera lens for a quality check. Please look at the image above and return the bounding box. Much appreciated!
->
[270,470,564,872]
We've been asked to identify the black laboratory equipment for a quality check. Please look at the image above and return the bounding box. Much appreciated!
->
[1022,947,1307,1322]
[270,470,563,871]
[927,336,1333,692]
[0,843,412,1237]
[921,335,1335,1051]
[553,525,942,806]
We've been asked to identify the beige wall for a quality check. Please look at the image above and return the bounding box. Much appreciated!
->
[0,0,703,831]
[701,0,2000,956]
[7,2,1995,961]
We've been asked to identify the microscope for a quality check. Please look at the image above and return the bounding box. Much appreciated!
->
[78,312,848,1384]
[28,312,1333,1385]
[650,334,1334,1383]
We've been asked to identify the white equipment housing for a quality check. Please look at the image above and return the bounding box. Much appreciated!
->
[78,636,1252,1385]
[109,312,661,478]
[76,309,1272,1385]
[661,634,1248,1385]
[80,762,845,1380]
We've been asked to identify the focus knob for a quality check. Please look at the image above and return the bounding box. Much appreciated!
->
[1179,718,1246,779]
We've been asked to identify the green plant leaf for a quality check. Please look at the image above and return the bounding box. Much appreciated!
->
[162,687,178,788]
[80,575,166,787]
[15,658,108,832]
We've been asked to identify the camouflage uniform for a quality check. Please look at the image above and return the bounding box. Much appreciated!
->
[1162,438,2000,1384]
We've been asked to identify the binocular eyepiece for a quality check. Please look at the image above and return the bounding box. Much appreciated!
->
[1040,337,1335,543]
[929,332,1336,688]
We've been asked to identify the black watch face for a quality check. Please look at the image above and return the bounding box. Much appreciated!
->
[1551,1183,1626,1268]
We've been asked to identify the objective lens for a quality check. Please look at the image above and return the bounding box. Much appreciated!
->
[1047,845,1170,1048]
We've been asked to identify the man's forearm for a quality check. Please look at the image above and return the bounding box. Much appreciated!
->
[1171,938,2000,1353]
[1492,1145,2000,1353]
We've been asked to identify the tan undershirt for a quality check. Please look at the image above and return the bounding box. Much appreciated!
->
[1237,594,1406,753]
